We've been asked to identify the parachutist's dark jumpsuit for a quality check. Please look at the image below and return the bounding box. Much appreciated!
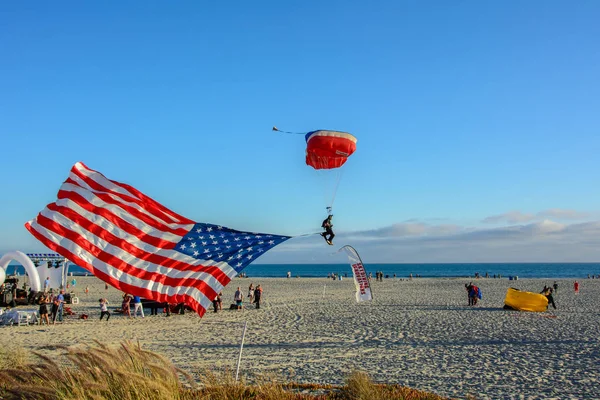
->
[322,218,335,243]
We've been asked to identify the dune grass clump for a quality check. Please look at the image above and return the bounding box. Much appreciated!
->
[0,345,30,370]
[0,340,192,400]
[0,341,449,400]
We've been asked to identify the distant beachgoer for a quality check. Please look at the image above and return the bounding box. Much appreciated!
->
[122,294,132,317]
[254,285,263,309]
[320,215,335,245]
[545,288,557,309]
[553,281,558,292]
[104,282,108,291]
[56,289,65,323]
[248,283,255,303]
[85,286,89,296]
[574,281,579,294]
[99,298,110,321]
[38,295,50,325]
[150,302,160,316]
[465,283,473,306]
[132,295,144,318]
[234,287,243,310]
[44,277,50,293]
[213,292,222,313]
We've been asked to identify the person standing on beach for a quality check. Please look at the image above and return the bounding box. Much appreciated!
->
[213,292,222,313]
[99,298,110,321]
[44,277,50,293]
[38,295,50,325]
[553,281,558,293]
[234,287,244,310]
[465,283,473,306]
[56,289,65,323]
[121,293,132,317]
[132,295,144,318]
[254,285,263,309]
[248,283,255,303]
[85,286,89,296]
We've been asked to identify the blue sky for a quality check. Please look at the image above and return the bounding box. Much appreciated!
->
[1,1,599,263]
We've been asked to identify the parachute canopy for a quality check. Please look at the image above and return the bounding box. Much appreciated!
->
[305,130,357,170]
[503,288,548,312]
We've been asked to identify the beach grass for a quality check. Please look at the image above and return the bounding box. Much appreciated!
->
[0,341,449,400]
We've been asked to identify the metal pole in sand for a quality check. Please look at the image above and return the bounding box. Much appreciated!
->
[235,321,248,382]
[322,284,326,299]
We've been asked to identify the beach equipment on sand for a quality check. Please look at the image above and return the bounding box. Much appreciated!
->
[25,162,291,317]
[273,126,357,209]
[339,245,372,302]
[503,288,548,312]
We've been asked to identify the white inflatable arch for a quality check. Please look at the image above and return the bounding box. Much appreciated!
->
[0,251,41,292]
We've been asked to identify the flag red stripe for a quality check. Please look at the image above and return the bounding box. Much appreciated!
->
[45,203,231,285]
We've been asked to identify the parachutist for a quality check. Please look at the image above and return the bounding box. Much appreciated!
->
[321,214,335,245]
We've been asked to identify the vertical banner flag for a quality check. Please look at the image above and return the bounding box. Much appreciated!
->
[25,162,291,317]
[340,245,373,302]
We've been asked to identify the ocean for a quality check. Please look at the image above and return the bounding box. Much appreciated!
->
[4,262,600,279]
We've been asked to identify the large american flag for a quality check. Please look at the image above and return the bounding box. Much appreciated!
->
[25,162,291,316]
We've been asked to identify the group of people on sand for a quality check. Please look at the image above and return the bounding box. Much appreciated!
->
[37,289,67,325]
[214,283,263,312]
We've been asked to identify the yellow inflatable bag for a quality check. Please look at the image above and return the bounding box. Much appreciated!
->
[503,288,548,312]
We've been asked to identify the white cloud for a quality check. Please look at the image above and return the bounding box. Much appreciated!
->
[481,211,536,224]
[482,209,591,224]
[537,209,589,220]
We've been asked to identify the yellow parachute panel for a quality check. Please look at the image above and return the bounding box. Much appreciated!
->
[504,288,548,312]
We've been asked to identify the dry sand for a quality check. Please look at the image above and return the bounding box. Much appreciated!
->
[1,276,599,399]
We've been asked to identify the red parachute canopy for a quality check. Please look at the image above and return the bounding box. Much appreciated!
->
[305,130,357,170]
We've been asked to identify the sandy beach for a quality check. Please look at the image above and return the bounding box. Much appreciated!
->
[1,276,599,399]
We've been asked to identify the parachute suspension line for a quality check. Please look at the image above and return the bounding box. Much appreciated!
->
[327,168,344,210]
[272,126,306,135]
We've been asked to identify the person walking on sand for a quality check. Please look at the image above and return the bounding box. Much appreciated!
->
[254,285,263,309]
[85,286,89,296]
[574,281,580,294]
[132,295,144,318]
[99,298,110,321]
